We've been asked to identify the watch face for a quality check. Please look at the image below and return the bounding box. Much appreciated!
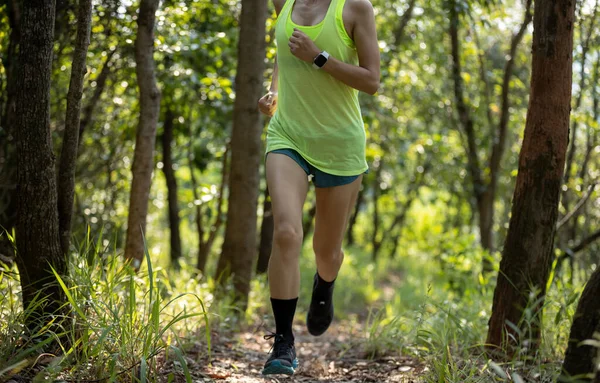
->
[314,54,328,67]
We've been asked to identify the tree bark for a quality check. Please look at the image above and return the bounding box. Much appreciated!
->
[57,0,92,255]
[486,0,574,354]
[561,266,600,382]
[161,108,182,267]
[256,187,273,274]
[15,0,65,325]
[215,0,267,309]
[124,0,161,266]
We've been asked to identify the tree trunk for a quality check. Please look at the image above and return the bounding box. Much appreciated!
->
[57,0,92,255]
[392,0,416,48]
[561,266,600,382]
[486,0,574,354]
[481,0,533,273]
[371,164,383,261]
[256,187,273,274]
[449,0,487,251]
[187,123,206,273]
[562,0,598,215]
[78,49,116,148]
[124,0,161,267]
[196,145,229,274]
[346,186,364,246]
[387,159,430,258]
[215,0,267,309]
[15,0,65,326]
[161,108,182,267]
[449,0,532,263]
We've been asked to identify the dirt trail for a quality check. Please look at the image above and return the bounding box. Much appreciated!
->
[184,322,425,383]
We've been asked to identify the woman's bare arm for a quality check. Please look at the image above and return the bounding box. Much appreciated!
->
[288,0,380,95]
[258,0,286,116]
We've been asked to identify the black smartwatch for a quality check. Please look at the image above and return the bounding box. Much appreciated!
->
[313,51,330,69]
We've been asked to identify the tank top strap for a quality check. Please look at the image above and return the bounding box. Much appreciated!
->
[276,0,294,27]
[334,0,354,47]
[323,0,339,24]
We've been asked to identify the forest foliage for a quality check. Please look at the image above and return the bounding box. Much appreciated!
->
[0,0,599,381]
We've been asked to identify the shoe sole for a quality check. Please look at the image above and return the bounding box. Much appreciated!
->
[307,311,333,336]
[261,359,299,376]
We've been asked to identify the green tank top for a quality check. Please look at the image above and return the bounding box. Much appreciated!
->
[266,0,368,176]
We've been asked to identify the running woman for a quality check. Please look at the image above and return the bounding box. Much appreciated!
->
[257,0,380,376]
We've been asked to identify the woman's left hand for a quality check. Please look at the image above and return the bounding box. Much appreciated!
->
[289,28,321,63]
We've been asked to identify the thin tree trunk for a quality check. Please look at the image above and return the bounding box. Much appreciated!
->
[480,0,533,270]
[568,53,600,243]
[388,159,430,258]
[188,130,206,273]
[486,0,575,354]
[346,186,365,246]
[215,0,268,309]
[0,0,21,259]
[561,266,600,382]
[449,0,486,250]
[393,0,416,48]
[553,227,600,285]
[371,164,383,261]
[161,108,182,267]
[15,0,65,327]
[124,0,161,266]
[198,146,229,272]
[57,0,92,255]
[562,0,598,212]
[450,0,532,262]
[187,129,229,275]
[256,187,273,274]
[78,49,116,148]
[1,0,20,133]
[471,23,494,129]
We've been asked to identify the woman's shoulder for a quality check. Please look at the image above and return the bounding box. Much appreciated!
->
[345,0,374,13]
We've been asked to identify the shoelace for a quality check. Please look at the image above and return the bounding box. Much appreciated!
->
[264,331,293,356]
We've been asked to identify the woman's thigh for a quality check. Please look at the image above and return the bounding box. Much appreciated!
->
[313,175,363,254]
[266,153,310,234]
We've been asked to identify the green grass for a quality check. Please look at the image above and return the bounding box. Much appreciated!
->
[0,230,212,381]
[337,230,584,382]
[0,204,591,382]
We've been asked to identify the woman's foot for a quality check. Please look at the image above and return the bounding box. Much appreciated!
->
[306,272,335,336]
[262,333,298,376]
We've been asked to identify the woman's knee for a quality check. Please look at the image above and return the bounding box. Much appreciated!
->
[313,240,344,263]
[273,222,303,253]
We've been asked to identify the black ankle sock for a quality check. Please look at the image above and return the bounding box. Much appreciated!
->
[313,272,335,300]
[270,297,298,342]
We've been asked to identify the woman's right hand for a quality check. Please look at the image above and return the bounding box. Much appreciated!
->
[258,91,278,117]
